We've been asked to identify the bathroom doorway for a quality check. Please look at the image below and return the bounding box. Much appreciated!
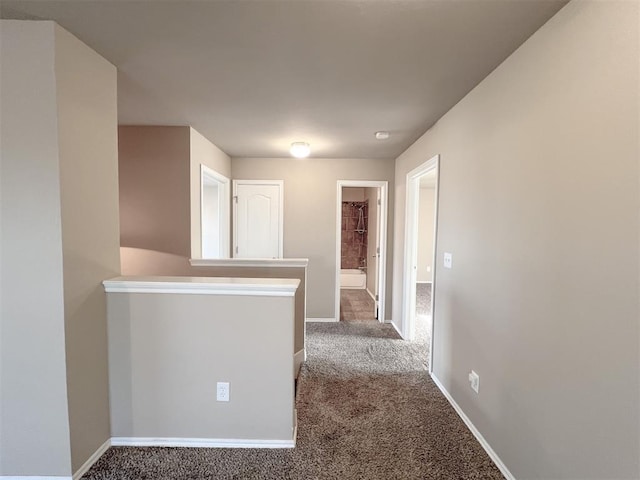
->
[335,181,388,323]
[403,155,439,370]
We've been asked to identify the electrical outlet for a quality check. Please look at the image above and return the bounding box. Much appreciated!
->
[444,252,452,269]
[216,382,230,402]
[468,370,479,394]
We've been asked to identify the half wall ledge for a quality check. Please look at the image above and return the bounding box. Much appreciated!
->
[103,275,300,296]
[189,258,309,268]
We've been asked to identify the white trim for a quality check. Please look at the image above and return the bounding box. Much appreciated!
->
[306,317,337,322]
[403,155,439,373]
[0,477,71,479]
[294,348,306,377]
[336,181,388,327]
[385,319,403,337]
[365,288,376,301]
[103,276,300,297]
[0,475,72,480]
[190,258,308,268]
[199,164,230,259]
[233,179,284,259]
[415,280,433,284]
[430,373,516,480]
[110,437,295,449]
[72,438,111,480]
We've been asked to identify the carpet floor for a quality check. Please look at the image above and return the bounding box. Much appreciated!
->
[83,321,503,479]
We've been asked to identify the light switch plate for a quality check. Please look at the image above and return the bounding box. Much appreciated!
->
[444,252,453,269]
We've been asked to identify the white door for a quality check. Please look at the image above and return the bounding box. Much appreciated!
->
[233,180,283,258]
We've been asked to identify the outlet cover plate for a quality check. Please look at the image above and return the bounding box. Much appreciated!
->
[217,382,230,402]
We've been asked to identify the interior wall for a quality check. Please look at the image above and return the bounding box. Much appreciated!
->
[189,127,231,258]
[54,24,121,473]
[392,1,639,478]
[118,126,192,258]
[342,187,365,201]
[231,157,395,320]
[0,20,72,477]
[416,187,435,282]
[107,292,295,441]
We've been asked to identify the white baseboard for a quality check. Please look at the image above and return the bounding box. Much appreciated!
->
[306,317,337,322]
[72,438,111,480]
[430,373,515,480]
[385,319,403,337]
[0,477,72,479]
[294,349,306,378]
[416,280,433,284]
[110,437,295,449]
[365,288,376,301]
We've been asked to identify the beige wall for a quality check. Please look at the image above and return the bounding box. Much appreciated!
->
[119,126,231,262]
[364,187,378,295]
[392,2,639,478]
[55,24,121,473]
[119,126,192,258]
[0,20,72,477]
[119,248,307,356]
[0,20,120,477]
[107,292,295,441]
[342,187,365,202]
[189,127,231,258]
[232,157,395,320]
[416,187,435,282]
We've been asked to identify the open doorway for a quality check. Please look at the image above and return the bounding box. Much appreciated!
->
[335,181,388,323]
[403,155,439,370]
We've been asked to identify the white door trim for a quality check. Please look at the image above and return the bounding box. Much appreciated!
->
[200,164,230,259]
[403,155,439,372]
[335,180,388,324]
[232,179,284,258]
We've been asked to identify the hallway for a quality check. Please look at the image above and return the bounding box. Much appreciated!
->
[82,321,503,479]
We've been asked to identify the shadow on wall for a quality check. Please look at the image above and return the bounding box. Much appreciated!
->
[120,247,193,276]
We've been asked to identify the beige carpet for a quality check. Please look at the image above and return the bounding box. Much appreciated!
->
[82,321,503,479]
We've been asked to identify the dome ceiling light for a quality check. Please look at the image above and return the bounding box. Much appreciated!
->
[290,142,311,158]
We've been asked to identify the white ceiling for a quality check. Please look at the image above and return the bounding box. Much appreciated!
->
[1,1,566,159]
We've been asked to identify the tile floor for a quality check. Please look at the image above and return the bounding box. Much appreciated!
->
[339,283,432,323]
[339,289,376,321]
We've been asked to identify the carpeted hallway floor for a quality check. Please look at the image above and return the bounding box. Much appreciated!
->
[82,318,503,479]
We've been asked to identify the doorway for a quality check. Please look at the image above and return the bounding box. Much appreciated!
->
[403,155,439,371]
[335,181,388,323]
[200,165,230,259]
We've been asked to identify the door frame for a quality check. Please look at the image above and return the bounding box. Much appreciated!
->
[335,180,388,323]
[232,179,284,258]
[200,164,230,259]
[403,154,439,371]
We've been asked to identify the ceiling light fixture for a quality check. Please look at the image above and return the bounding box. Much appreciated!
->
[375,131,390,140]
[290,142,311,158]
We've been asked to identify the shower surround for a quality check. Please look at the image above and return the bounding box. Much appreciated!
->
[341,201,368,270]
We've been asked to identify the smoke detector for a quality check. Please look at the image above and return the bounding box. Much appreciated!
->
[375,131,390,140]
